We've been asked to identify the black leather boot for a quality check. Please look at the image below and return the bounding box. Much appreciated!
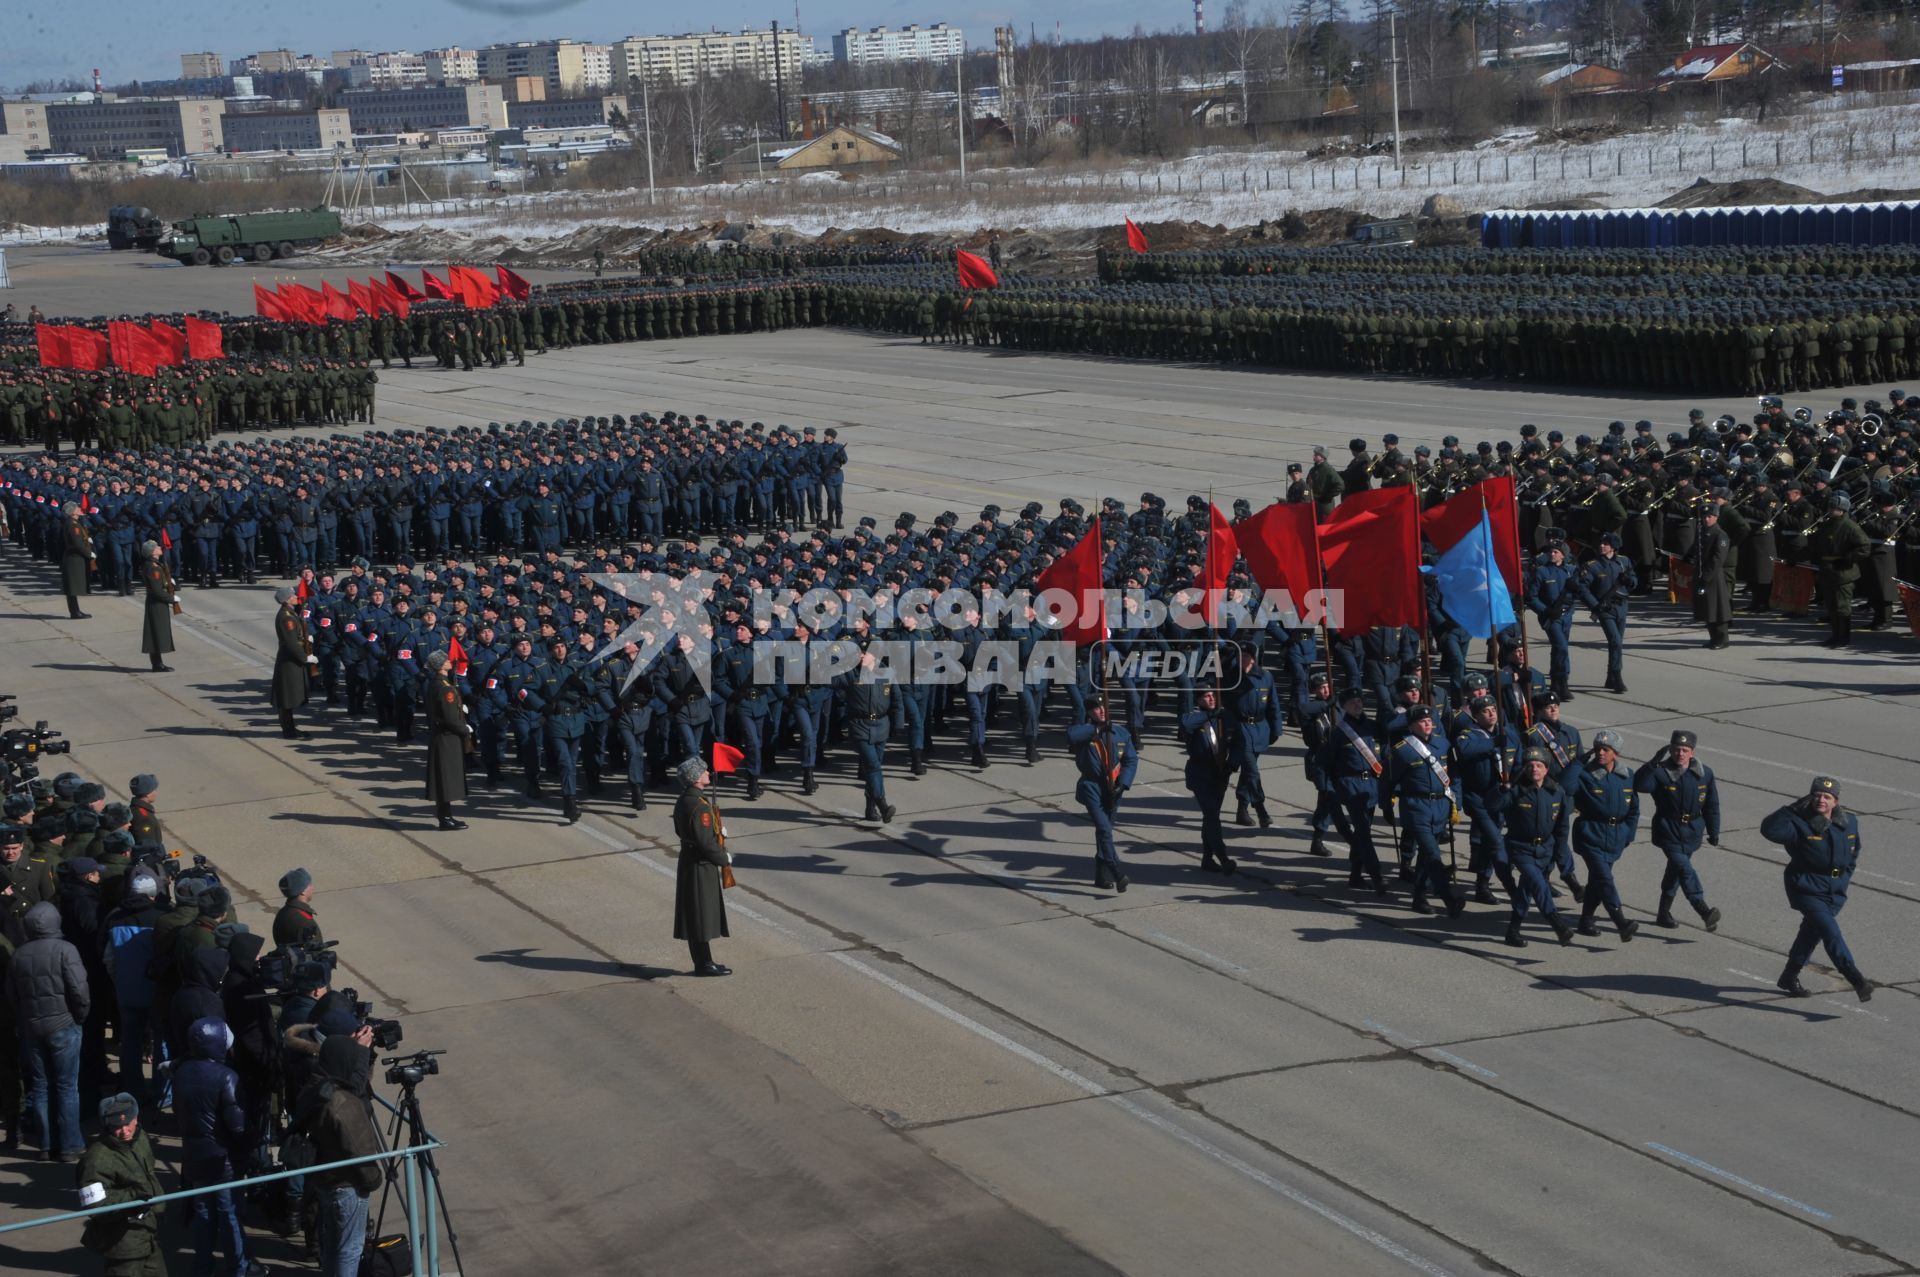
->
[1236,800,1254,827]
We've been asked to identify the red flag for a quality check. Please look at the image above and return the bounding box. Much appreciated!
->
[1419,475,1521,597]
[295,577,313,601]
[1319,487,1423,632]
[160,528,173,550]
[1198,504,1239,625]
[1125,218,1149,254]
[1034,525,1107,647]
[370,277,410,321]
[109,321,163,376]
[495,264,531,301]
[185,316,225,360]
[148,321,188,366]
[420,269,454,301]
[65,326,110,371]
[447,634,468,677]
[320,281,357,322]
[281,284,325,324]
[1237,501,1321,604]
[253,283,287,321]
[712,742,746,774]
[955,249,998,290]
[346,278,376,316]
[34,324,69,369]
[386,270,427,302]
[455,265,499,307]
[80,494,92,514]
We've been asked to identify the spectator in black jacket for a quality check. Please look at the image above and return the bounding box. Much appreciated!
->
[5,901,90,1160]
[175,1016,266,1277]
[56,856,111,1103]
[167,946,228,1063]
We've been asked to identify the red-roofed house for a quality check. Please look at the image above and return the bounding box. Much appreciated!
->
[1657,42,1777,84]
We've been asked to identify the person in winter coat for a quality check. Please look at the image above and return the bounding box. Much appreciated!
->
[57,856,112,1100]
[1762,776,1874,1002]
[300,1031,382,1277]
[6,901,90,1159]
[167,946,228,1064]
[672,757,732,976]
[76,1092,165,1276]
[100,872,166,1107]
[174,1016,265,1277]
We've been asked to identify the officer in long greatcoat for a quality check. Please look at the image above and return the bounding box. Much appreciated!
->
[423,651,470,831]
[270,586,314,739]
[672,757,732,977]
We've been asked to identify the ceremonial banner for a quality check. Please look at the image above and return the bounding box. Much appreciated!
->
[1771,560,1816,614]
[1034,525,1106,646]
[955,250,998,290]
[34,324,69,369]
[386,271,427,302]
[1124,218,1149,253]
[1321,486,1423,631]
[1236,501,1320,602]
[496,265,532,300]
[1197,504,1239,624]
[1667,556,1694,604]
[148,321,188,365]
[1898,580,1920,638]
[184,316,225,360]
[1421,475,1522,596]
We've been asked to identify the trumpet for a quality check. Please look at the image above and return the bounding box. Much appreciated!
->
[1859,413,1883,438]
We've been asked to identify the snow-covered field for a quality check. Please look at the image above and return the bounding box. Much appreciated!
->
[344,96,1920,240]
[6,94,1915,249]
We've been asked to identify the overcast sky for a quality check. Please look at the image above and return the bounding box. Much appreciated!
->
[7,0,1179,88]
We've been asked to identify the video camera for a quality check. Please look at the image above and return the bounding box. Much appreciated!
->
[257,938,340,990]
[2,718,70,791]
[382,1049,444,1088]
[338,986,405,1052]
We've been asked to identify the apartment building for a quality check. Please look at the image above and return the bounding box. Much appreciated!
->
[833,23,965,65]
[608,28,804,87]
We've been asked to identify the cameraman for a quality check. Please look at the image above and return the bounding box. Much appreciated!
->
[295,1029,381,1277]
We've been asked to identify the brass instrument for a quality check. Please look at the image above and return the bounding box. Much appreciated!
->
[1859,413,1883,439]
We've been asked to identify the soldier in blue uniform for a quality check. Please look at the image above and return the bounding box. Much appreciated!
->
[1525,692,1585,902]
[1576,533,1635,694]
[1633,729,1723,931]
[1451,696,1520,906]
[1761,776,1873,1001]
[717,624,774,801]
[1525,541,1577,701]
[1180,688,1238,874]
[1503,747,1577,947]
[1066,701,1138,891]
[785,623,833,795]
[501,635,550,800]
[384,595,424,742]
[820,427,847,529]
[1324,688,1387,894]
[465,621,510,789]
[1391,705,1465,916]
[838,648,904,824]
[543,636,589,823]
[1570,729,1640,941]
[1296,670,1339,857]
[1227,644,1283,828]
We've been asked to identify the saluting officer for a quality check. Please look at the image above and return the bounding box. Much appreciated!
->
[1570,729,1640,941]
[1633,729,1723,931]
[1180,688,1238,875]
[1761,776,1873,1002]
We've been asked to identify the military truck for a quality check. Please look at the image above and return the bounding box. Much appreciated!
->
[156,207,343,266]
[106,206,167,251]
[1345,219,1418,249]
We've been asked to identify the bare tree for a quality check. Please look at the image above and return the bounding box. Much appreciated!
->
[1223,0,1270,134]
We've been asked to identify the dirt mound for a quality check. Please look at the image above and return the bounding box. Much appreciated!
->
[1657,177,1825,208]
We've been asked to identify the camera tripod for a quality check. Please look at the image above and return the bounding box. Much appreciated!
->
[375,1053,463,1276]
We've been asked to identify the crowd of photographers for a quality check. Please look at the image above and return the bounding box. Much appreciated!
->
[2,765,393,1277]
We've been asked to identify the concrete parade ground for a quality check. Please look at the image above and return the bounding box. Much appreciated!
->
[1,241,1916,1277]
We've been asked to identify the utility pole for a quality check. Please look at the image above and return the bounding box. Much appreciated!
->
[956,46,967,185]
[772,20,790,141]
[637,60,656,205]
[1388,8,1402,168]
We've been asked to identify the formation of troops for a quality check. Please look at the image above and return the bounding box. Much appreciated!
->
[9,386,1898,1003]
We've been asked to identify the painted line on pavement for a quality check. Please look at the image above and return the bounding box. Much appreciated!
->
[1822,998,1891,1024]
[1146,931,1251,974]
[1727,968,1774,986]
[828,950,1460,1277]
[1360,1017,1424,1048]
[1426,1050,1498,1080]
[1857,869,1919,888]
[1643,1142,1834,1220]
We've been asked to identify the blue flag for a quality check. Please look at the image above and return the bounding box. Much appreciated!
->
[1430,512,1517,640]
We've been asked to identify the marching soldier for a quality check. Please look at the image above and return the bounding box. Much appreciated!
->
[1760,776,1872,1001]
[1575,533,1635,694]
[1179,688,1238,875]
[1391,705,1465,917]
[1570,729,1640,941]
[1525,693,1584,902]
[1633,730,1723,931]
[1525,542,1578,701]
[1228,644,1283,828]
[1325,688,1387,895]
[839,648,903,825]
[1067,701,1138,891]
[1502,747,1577,947]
